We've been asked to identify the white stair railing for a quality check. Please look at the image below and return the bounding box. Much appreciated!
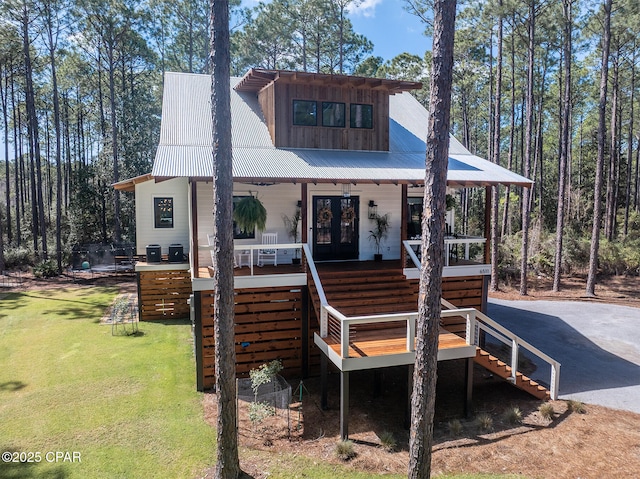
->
[441,298,561,400]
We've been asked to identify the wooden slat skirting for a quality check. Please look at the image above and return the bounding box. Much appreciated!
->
[198,286,311,391]
[137,270,191,321]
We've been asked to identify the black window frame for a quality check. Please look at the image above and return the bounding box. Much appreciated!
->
[350,103,374,129]
[292,100,318,126]
[321,101,346,127]
[154,197,174,229]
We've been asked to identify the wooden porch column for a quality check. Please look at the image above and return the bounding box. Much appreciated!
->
[301,183,308,243]
[191,179,199,275]
[340,371,350,440]
[401,184,408,267]
[484,186,491,263]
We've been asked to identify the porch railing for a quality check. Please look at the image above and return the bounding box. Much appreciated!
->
[404,236,487,267]
[200,242,303,276]
[441,298,561,400]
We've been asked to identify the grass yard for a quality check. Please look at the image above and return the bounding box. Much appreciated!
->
[0,287,215,479]
[0,285,530,479]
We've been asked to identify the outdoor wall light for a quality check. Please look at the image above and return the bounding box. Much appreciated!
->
[296,200,302,208]
[368,200,377,219]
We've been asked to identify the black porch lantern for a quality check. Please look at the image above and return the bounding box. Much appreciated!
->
[368,200,377,219]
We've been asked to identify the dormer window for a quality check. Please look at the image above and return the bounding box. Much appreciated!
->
[322,102,346,127]
[293,100,317,126]
[350,104,374,129]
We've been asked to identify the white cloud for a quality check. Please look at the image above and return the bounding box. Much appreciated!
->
[347,0,383,18]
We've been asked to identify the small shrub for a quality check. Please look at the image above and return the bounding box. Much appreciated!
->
[378,431,396,452]
[567,400,586,414]
[539,403,555,420]
[475,413,493,432]
[447,419,463,436]
[249,359,283,396]
[33,259,59,278]
[503,406,523,425]
[335,439,356,461]
[3,246,34,270]
[248,401,275,426]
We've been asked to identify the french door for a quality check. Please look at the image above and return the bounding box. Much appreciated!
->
[312,196,359,261]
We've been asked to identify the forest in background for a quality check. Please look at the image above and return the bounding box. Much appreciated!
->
[0,0,639,293]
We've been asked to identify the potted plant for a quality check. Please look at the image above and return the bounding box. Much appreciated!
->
[233,193,267,233]
[368,213,390,261]
[282,207,301,264]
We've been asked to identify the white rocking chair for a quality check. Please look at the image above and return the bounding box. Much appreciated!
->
[257,232,278,267]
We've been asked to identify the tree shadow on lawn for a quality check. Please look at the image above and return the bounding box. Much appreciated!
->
[0,381,27,392]
[0,448,68,479]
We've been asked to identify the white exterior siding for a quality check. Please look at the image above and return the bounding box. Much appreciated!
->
[197,182,303,266]
[306,183,403,261]
[134,177,190,256]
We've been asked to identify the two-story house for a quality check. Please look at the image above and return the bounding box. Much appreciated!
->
[115,69,559,439]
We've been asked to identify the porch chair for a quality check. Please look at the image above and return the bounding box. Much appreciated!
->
[257,232,278,267]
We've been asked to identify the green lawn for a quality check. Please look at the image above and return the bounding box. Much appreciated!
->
[0,287,215,479]
[0,287,524,479]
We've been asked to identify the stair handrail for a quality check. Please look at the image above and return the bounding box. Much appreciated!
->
[303,244,416,355]
[302,244,330,337]
[442,298,561,400]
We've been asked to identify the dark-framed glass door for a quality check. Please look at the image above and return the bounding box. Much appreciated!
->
[312,196,359,261]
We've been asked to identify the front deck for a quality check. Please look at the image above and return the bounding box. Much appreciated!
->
[315,326,477,372]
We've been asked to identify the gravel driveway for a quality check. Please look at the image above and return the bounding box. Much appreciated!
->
[487,299,640,414]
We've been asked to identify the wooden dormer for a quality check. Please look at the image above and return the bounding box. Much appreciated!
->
[235,69,422,151]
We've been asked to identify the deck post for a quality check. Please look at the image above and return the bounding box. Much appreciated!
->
[321,354,328,410]
[373,369,382,398]
[405,364,413,429]
[465,358,474,417]
[302,288,309,378]
[340,371,350,440]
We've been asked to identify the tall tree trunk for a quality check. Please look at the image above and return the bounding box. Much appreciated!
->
[1,62,12,246]
[10,70,21,246]
[502,13,517,238]
[107,41,122,243]
[605,53,619,241]
[22,2,48,260]
[210,1,240,478]
[490,0,503,292]
[586,0,612,297]
[43,1,63,272]
[520,0,536,296]
[623,48,635,236]
[553,0,572,292]
[409,1,456,477]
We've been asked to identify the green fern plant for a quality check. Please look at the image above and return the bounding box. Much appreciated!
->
[234,194,267,233]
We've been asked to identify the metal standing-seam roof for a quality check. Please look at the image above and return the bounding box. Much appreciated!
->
[151,71,532,188]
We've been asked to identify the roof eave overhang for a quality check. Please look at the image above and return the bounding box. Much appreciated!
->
[187,176,533,188]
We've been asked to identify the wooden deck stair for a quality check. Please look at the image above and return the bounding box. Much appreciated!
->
[474,349,550,400]
[309,265,551,400]
[309,267,419,317]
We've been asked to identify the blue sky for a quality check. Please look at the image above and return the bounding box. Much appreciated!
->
[347,0,430,62]
[241,0,431,63]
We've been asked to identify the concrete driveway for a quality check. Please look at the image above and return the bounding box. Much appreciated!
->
[487,299,640,414]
